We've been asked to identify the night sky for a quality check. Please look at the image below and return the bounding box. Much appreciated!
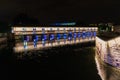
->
[0,0,120,23]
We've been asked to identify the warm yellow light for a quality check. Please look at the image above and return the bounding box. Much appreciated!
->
[14,37,95,53]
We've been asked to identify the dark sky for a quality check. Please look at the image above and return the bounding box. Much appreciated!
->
[0,0,120,23]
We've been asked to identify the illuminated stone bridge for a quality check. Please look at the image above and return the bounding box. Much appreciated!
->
[11,26,98,53]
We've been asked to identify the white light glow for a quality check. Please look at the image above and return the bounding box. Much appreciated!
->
[96,36,120,68]
[14,37,95,53]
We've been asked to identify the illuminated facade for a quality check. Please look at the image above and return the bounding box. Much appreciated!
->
[12,27,98,40]
[96,36,120,68]
[95,54,120,80]
[11,26,98,53]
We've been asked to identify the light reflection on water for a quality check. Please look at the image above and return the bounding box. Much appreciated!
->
[0,40,103,80]
[14,37,95,53]
[95,53,120,80]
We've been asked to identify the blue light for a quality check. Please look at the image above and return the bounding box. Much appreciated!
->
[61,22,76,26]
[68,37,71,40]
[68,32,72,40]
[86,32,90,37]
[27,36,29,41]
[90,32,92,37]
[63,33,67,39]
[45,35,47,40]
[57,33,61,40]
[23,35,29,41]
[93,31,96,36]
[33,39,37,48]
[36,35,39,41]
[32,35,38,41]
[52,22,76,26]
[74,33,77,38]
[33,35,38,48]
[89,32,91,37]
[50,34,54,40]
[41,34,47,41]
[78,32,81,38]
[82,32,86,38]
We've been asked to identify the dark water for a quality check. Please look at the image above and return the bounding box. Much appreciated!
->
[0,43,101,80]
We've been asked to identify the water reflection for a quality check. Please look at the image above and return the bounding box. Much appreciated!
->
[14,37,95,53]
[95,53,120,80]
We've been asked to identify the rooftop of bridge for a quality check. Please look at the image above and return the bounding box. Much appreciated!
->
[12,26,98,27]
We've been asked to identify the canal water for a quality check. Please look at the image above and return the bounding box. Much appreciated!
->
[0,42,102,80]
